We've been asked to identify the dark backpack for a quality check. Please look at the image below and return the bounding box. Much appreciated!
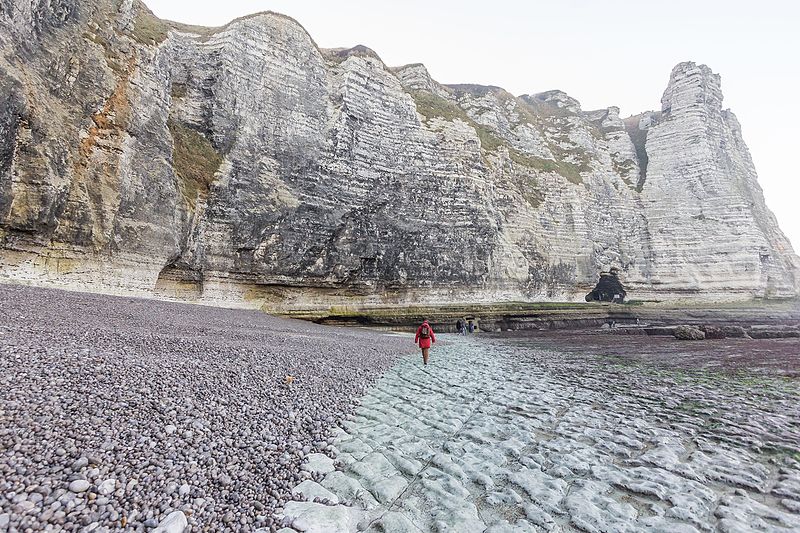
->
[420,325,430,339]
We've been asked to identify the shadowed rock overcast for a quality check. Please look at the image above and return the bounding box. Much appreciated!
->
[1,0,798,308]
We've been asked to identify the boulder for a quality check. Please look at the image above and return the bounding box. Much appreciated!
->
[292,480,340,505]
[152,511,188,533]
[674,325,705,341]
[282,502,364,533]
[701,325,725,339]
[68,480,91,493]
[302,453,336,475]
[97,479,116,496]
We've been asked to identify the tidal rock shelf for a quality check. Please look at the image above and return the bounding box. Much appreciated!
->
[286,299,800,333]
[0,284,409,532]
[282,336,800,532]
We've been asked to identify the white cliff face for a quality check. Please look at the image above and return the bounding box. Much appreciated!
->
[641,63,798,298]
[0,0,796,308]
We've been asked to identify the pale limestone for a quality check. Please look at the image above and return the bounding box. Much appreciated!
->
[0,2,796,308]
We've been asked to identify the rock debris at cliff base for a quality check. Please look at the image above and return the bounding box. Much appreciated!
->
[283,335,800,532]
[0,284,408,532]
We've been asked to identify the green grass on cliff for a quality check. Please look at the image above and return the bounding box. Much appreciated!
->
[131,4,170,45]
[410,90,585,187]
[171,83,188,99]
[325,46,383,65]
[83,32,125,73]
[509,151,583,185]
[410,91,509,153]
[411,90,472,124]
[410,90,506,152]
[168,120,223,210]
[521,187,544,208]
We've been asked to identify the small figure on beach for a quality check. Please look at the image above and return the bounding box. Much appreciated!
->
[468,319,475,334]
[415,319,436,365]
[456,318,465,335]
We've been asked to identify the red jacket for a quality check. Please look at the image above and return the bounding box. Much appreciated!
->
[415,322,436,349]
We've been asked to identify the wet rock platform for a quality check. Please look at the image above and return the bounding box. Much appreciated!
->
[283,334,800,532]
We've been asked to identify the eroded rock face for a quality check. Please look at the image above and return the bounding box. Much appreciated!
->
[585,271,626,303]
[0,0,797,309]
[674,325,706,341]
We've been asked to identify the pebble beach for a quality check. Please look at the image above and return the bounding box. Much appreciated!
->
[0,284,408,532]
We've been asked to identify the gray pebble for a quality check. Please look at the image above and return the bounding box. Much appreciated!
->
[68,480,91,493]
[0,284,405,531]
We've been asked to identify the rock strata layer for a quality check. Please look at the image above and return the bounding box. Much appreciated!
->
[0,0,797,309]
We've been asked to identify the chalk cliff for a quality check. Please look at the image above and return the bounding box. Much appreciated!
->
[0,0,797,309]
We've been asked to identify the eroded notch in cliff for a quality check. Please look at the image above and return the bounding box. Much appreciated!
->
[154,260,203,299]
[167,119,222,210]
[0,73,25,223]
[623,114,653,191]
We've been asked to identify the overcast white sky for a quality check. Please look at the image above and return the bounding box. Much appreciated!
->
[146,0,800,251]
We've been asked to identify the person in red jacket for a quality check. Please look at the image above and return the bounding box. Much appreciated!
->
[414,319,436,366]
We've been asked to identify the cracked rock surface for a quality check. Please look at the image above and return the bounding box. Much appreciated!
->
[284,335,800,532]
[0,284,407,532]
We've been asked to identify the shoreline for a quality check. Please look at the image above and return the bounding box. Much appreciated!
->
[2,278,798,331]
[2,278,798,335]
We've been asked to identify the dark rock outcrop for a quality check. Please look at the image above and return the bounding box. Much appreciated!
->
[674,325,706,340]
[585,269,627,303]
[720,325,750,338]
[700,325,726,339]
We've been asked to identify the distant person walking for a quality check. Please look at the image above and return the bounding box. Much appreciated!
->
[456,318,464,335]
[468,320,475,334]
[415,319,436,366]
